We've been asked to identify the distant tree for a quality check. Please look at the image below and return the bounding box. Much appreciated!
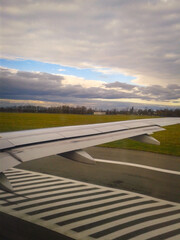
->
[129,106,134,114]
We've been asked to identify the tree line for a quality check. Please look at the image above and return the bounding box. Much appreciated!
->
[106,107,180,117]
[0,105,94,115]
[0,105,179,117]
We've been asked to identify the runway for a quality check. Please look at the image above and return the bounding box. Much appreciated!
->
[17,147,180,203]
[0,147,180,239]
[0,167,180,240]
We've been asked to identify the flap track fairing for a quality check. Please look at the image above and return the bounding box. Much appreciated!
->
[60,150,96,165]
[131,134,160,145]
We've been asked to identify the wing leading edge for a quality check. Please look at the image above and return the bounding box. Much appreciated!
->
[0,117,179,191]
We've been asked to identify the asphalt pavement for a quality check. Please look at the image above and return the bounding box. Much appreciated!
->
[17,147,180,203]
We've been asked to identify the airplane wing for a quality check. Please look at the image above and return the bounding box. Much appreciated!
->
[0,117,180,191]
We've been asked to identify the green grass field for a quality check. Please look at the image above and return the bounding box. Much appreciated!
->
[0,112,179,156]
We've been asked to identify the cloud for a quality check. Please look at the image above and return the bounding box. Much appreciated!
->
[105,81,136,90]
[0,67,138,101]
[58,68,66,72]
[1,98,177,111]
[0,67,179,107]
[0,67,64,97]
[106,81,180,101]
[1,0,180,86]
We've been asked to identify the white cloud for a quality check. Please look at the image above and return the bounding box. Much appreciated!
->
[61,74,105,88]
[92,66,125,75]
[58,68,66,72]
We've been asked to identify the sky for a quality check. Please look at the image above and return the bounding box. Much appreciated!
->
[0,0,180,109]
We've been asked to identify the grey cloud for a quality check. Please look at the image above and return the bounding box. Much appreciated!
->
[138,84,180,100]
[106,81,180,101]
[105,81,136,90]
[0,67,64,96]
[167,84,180,90]
[0,69,141,101]
[68,87,142,100]
[0,68,179,104]
[1,0,180,85]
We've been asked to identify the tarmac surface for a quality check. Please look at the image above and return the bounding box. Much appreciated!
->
[17,147,180,203]
[0,147,180,240]
[1,167,180,240]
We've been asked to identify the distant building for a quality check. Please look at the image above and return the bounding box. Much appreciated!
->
[94,111,106,115]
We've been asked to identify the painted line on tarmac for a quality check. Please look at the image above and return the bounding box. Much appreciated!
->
[95,159,180,176]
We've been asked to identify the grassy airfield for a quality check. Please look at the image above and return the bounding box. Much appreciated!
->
[0,112,179,156]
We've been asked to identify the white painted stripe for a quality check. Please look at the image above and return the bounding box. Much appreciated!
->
[130,222,180,240]
[0,181,79,198]
[14,182,77,195]
[12,178,58,186]
[28,195,135,220]
[13,180,64,190]
[50,197,156,225]
[9,175,49,182]
[59,203,178,231]
[7,196,28,202]
[20,191,123,214]
[8,183,87,201]
[75,207,178,239]
[95,213,180,240]
[0,192,14,198]
[95,158,180,175]
[11,188,107,208]
[18,183,96,198]
[0,191,27,200]
[5,172,32,177]
[4,170,21,173]
[168,234,180,240]
[6,168,61,180]
[6,173,40,179]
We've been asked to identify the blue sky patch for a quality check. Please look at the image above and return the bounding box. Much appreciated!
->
[0,58,136,84]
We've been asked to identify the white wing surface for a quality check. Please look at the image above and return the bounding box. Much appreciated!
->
[0,117,179,191]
